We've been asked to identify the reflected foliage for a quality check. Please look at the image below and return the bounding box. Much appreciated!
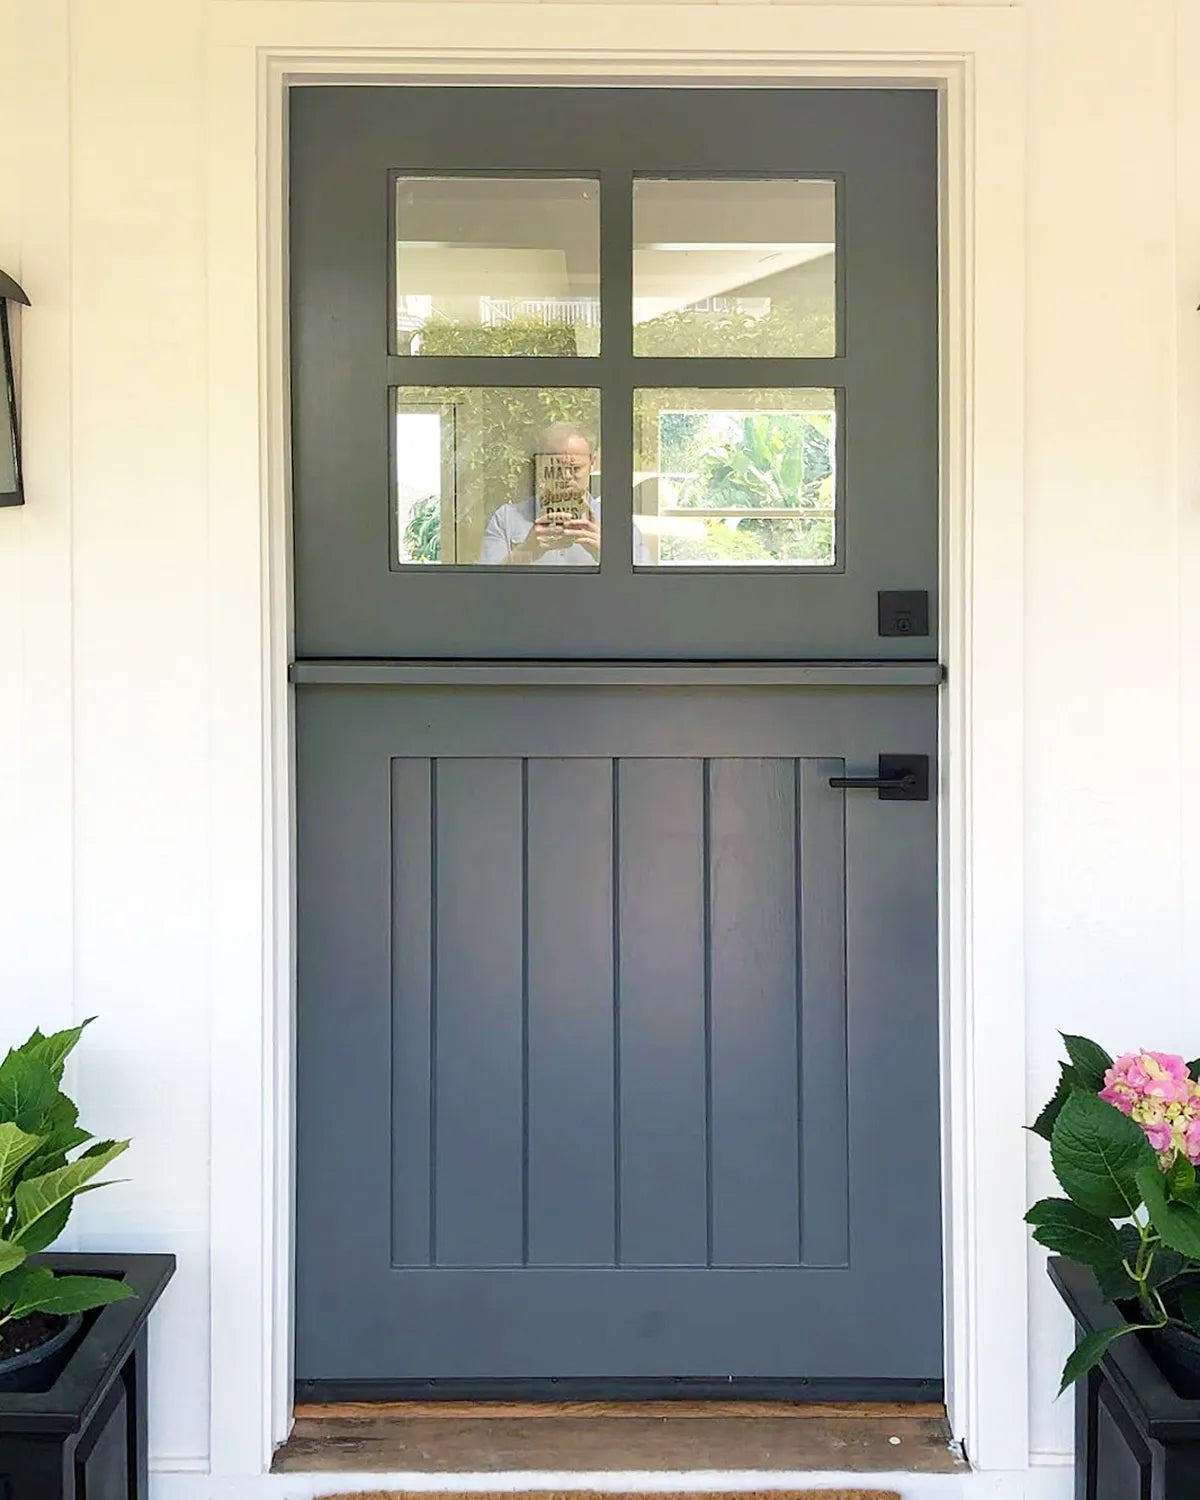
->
[399,316,597,561]
[402,304,838,563]
[634,299,835,358]
[402,493,442,564]
[412,316,589,359]
[655,409,835,565]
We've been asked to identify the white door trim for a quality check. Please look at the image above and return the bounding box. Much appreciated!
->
[203,1,1027,1477]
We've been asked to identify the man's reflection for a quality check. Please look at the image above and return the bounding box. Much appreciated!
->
[477,422,601,566]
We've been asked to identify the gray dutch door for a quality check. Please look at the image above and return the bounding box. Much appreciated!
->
[291,86,941,1397]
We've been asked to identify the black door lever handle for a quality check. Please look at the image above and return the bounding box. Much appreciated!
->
[830,772,917,792]
[829,754,930,802]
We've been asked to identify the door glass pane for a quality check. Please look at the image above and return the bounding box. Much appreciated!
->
[633,389,837,567]
[633,180,836,357]
[395,388,602,567]
[0,391,16,494]
[395,178,600,356]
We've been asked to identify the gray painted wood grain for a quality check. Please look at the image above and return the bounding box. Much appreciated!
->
[526,759,617,1267]
[294,685,940,1381]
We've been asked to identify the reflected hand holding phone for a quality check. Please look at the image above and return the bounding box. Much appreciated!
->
[535,448,599,559]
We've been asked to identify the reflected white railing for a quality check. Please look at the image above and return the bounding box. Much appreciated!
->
[480,296,601,327]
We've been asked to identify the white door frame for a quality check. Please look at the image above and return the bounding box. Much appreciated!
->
[204,1,1027,1479]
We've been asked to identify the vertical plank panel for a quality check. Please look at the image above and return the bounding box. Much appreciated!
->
[798,759,850,1267]
[618,759,708,1265]
[434,758,525,1266]
[390,758,433,1266]
[295,696,395,1369]
[709,759,802,1267]
[526,759,616,1266]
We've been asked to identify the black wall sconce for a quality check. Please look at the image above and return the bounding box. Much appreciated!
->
[0,270,29,507]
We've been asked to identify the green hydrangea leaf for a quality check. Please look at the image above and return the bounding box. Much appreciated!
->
[1059,1324,1142,1395]
[43,1094,80,1135]
[1026,1198,1122,1263]
[1166,1154,1198,1203]
[1093,1258,1141,1304]
[15,1198,72,1255]
[10,1273,134,1319]
[1095,1242,1187,1309]
[23,1126,94,1180]
[1178,1285,1200,1337]
[1031,1063,1085,1142]
[0,1264,53,1318]
[0,1239,27,1279]
[0,1052,58,1133]
[1137,1165,1200,1259]
[22,1099,90,1179]
[1060,1035,1114,1093]
[16,1020,93,1083]
[1051,1092,1155,1219]
[12,1139,128,1245]
[0,1122,45,1196]
[1117,1223,1142,1260]
[1026,1198,1138,1299]
[1146,1248,1187,1292]
[77,1138,121,1161]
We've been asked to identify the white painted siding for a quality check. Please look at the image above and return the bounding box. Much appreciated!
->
[1023,0,1188,1464]
[0,0,1197,1489]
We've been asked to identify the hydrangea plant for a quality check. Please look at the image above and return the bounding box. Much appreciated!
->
[0,1022,135,1334]
[1028,1035,1200,1392]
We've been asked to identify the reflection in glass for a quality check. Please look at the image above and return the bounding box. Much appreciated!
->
[633,389,837,567]
[0,306,17,497]
[0,391,16,496]
[395,178,600,356]
[633,180,836,358]
[395,388,602,567]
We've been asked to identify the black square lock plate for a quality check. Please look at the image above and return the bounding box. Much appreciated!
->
[878,590,930,638]
[878,754,930,801]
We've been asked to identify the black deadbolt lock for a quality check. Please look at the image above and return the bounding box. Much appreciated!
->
[878,590,930,638]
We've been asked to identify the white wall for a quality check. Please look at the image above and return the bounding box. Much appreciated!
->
[1,0,214,1468]
[0,0,1197,1489]
[1023,0,1195,1463]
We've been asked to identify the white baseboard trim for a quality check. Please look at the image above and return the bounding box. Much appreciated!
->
[152,1455,211,1475]
[1028,1451,1073,1468]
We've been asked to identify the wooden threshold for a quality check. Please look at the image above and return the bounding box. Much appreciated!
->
[273,1401,963,1475]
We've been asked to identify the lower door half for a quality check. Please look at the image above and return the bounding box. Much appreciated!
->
[294,682,942,1397]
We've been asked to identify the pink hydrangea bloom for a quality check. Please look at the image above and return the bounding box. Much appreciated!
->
[1101,1051,1200,1166]
[1102,1051,1192,1106]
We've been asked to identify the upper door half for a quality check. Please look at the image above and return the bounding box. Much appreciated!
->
[290,87,938,660]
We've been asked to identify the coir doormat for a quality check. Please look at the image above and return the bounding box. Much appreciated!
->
[318,1492,902,1500]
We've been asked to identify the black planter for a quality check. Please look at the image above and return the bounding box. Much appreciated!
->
[0,1313,83,1394]
[1140,1322,1200,1402]
[1050,1256,1200,1499]
[0,1253,174,1500]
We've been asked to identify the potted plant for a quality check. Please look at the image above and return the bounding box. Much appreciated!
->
[0,1021,135,1388]
[0,1020,173,1500]
[1029,1035,1200,1497]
